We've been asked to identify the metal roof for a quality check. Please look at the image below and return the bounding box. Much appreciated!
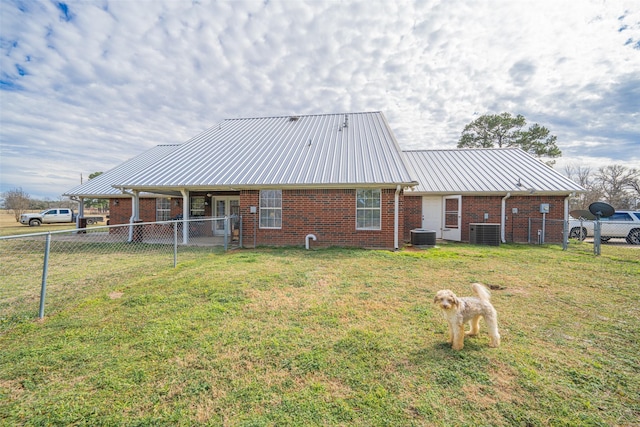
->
[63,144,181,197]
[403,148,585,195]
[117,112,417,190]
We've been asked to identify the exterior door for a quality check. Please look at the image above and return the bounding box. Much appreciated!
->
[421,196,443,238]
[213,197,240,236]
[442,195,462,241]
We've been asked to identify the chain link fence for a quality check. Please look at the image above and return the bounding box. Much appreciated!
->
[0,217,239,332]
[527,217,640,254]
[527,218,566,245]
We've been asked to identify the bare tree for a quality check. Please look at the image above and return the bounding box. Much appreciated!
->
[564,165,601,210]
[594,166,640,209]
[2,187,31,221]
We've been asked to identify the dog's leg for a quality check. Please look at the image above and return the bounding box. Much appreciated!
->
[485,312,501,348]
[452,323,465,350]
[446,321,454,344]
[466,315,481,337]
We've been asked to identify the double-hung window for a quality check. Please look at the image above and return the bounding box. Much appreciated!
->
[356,189,381,230]
[260,190,282,228]
[190,196,206,217]
[156,198,171,221]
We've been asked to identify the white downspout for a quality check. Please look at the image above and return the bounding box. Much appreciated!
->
[180,189,189,244]
[394,185,401,250]
[128,190,140,242]
[501,192,511,243]
[562,193,573,250]
[305,234,317,250]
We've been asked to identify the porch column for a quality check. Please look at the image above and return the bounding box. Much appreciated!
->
[77,197,84,228]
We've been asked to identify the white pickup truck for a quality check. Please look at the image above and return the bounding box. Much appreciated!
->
[19,209,104,227]
[569,210,640,244]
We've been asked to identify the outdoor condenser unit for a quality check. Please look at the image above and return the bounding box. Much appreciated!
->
[469,223,501,246]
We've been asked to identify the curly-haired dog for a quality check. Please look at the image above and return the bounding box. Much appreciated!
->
[433,283,500,350]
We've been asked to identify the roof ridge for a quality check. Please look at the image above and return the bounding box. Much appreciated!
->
[224,111,382,121]
[403,147,522,152]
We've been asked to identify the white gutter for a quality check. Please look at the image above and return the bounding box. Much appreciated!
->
[394,185,401,250]
[500,192,511,243]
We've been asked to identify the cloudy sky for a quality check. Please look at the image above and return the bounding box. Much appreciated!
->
[1,0,639,200]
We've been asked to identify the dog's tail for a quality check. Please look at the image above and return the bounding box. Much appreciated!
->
[471,283,491,302]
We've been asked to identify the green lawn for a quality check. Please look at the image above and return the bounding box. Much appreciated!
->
[1,243,638,426]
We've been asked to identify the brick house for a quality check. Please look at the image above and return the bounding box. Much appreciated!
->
[64,112,583,248]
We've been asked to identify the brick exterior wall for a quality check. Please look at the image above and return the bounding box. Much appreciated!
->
[403,194,568,244]
[108,192,568,247]
[109,198,184,223]
[239,188,403,249]
[403,195,422,242]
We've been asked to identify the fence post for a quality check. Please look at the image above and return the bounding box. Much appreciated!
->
[173,221,178,268]
[38,233,51,319]
[239,215,243,248]
[562,220,568,251]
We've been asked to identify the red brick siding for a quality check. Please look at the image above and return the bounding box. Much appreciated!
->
[462,195,566,243]
[239,189,403,249]
[109,198,184,223]
[402,195,567,243]
[403,195,422,242]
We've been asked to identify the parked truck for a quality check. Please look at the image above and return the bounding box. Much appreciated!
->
[19,208,104,227]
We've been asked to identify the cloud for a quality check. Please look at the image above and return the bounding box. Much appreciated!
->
[1,0,639,199]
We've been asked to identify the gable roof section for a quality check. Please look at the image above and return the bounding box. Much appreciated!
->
[63,144,181,197]
[117,112,417,191]
[403,148,584,195]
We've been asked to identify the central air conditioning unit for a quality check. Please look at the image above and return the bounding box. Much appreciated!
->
[469,223,501,246]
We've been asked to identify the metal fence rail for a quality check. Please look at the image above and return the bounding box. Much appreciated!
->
[0,217,239,329]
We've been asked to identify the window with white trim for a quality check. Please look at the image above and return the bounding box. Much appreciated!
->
[190,196,206,217]
[356,189,381,230]
[156,198,171,221]
[260,190,282,228]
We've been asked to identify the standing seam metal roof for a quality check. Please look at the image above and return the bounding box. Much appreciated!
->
[63,144,181,197]
[403,148,584,194]
[117,112,417,189]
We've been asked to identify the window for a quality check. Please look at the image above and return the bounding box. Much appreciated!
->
[190,196,205,217]
[260,190,282,228]
[356,189,381,230]
[156,198,171,221]
[604,212,632,221]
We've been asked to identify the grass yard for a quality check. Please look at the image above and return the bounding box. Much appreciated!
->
[1,243,639,426]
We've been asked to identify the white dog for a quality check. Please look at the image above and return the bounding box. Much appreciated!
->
[433,283,500,350]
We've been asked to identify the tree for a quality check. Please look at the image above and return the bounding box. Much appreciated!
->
[565,164,640,210]
[2,187,31,221]
[564,165,601,211]
[594,165,640,209]
[458,113,562,164]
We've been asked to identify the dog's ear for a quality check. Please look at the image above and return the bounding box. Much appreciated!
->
[433,295,439,304]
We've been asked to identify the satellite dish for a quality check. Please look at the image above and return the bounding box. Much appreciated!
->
[589,202,615,218]
[570,209,596,220]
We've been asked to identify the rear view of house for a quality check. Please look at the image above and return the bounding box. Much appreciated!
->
[64,112,583,248]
